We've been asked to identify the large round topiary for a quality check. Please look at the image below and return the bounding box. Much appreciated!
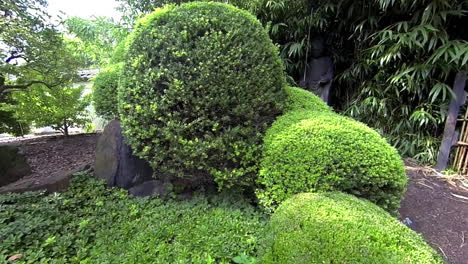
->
[119,2,285,188]
[256,109,407,213]
[260,192,443,264]
[92,64,122,120]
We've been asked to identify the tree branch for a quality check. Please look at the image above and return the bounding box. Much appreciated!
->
[0,80,61,94]
[5,54,27,64]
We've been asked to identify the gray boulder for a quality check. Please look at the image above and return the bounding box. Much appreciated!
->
[94,120,153,189]
[0,145,31,187]
[128,180,171,198]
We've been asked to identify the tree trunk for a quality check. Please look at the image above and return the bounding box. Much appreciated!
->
[63,119,69,137]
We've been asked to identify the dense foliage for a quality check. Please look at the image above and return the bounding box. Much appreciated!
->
[92,64,122,120]
[115,0,256,27]
[65,17,129,67]
[0,174,267,263]
[118,0,468,163]
[1,85,91,136]
[255,0,468,163]
[260,192,443,264]
[119,2,285,189]
[0,96,30,136]
[0,0,85,99]
[257,90,406,213]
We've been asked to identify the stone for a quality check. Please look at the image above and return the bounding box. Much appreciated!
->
[300,36,334,104]
[128,180,170,198]
[94,120,153,189]
[0,145,31,187]
[0,161,91,194]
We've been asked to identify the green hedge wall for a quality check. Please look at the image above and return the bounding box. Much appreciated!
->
[119,2,285,188]
[260,192,443,264]
[256,90,407,213]
[92,64,122,120]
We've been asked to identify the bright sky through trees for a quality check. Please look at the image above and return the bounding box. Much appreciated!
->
[47,0,121,20]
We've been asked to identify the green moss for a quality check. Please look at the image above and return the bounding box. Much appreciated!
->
[257,110,407,213]
[92,63,122,120]
[260,192,443,264]
[119,2,285,188]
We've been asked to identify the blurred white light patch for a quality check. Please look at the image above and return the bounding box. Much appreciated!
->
[47,0,121,20]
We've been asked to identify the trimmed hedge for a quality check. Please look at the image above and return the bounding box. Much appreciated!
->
[284,86,332,113]
[92,64,122,120]
[119,2,285,188]
[260,192,443,264]
[257,108,407,213]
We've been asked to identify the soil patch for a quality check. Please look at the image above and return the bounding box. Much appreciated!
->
[400,166,468,264]
[0,133,98,192]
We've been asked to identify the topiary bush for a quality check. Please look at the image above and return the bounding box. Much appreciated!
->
[119,2,285,188]
[256,108,407,213]
[260,192,443,264]
[92,64,122,120]
[284,86,332,113]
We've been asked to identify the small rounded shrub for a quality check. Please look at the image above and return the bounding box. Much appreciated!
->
[119,2,285,188]
[284,86,332,113]
[92,64,122,120]
[257,110,407,213]
[260,192,443,264]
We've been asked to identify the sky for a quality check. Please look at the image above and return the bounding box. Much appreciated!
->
[47,0,122,20]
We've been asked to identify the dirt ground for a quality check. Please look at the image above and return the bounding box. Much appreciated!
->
[400,166,468,264]
[0,133,98,189]
[1,134,467,263]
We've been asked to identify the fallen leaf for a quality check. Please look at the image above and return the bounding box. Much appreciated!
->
[8,254,22,261]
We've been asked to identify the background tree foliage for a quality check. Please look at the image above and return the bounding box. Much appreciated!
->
[65,17,129,67]
[2,85,91,136]
[0,0,84,98]
[117,0,468,163]
[0,96,31,137]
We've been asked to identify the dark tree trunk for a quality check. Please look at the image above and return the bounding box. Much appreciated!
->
[63,119,69,137]
[436,72,467,171]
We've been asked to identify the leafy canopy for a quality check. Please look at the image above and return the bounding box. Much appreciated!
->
[65,17,129,67]
[2,85,91,136]
[0,0,85,97]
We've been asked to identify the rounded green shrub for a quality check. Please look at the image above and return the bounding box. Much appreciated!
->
[256,110,407,213]
[284,86,332,113]
[119,2,285,188]
[260,192,443,264]
[92,64,122,120]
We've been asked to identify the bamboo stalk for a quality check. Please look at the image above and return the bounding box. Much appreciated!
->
[455,108,468,171]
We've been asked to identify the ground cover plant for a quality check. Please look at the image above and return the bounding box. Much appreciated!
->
[260,192,444,264]
[0,173,267,264]
[119,2,285,189]
[257,88,407,213]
